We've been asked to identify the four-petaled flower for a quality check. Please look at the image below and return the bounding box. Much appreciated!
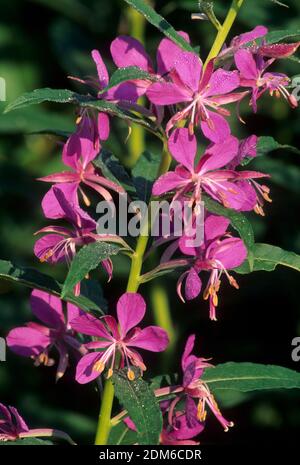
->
[153,128,270,215]
[70,292,169,383]
[166,335,233,434]
[39,112,124,205]
[147,51,246,142]
[235,49,298,111]
[6,290,87,381]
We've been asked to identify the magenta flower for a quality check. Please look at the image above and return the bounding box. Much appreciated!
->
[152,128,269,214]
[147,50,246,142]
[235,49,298,111]
[0,403,29,441]
[34,183,113,292]
[39,112,124,205]
[6,290,86,381]
[0,403,75,443]
[219,25,268,59]
[70,292,169,384]
[110,31,190,97]
[177,214,247,320]
[165,335,233,433]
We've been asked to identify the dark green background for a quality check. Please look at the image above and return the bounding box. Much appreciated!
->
[0,0,300,444]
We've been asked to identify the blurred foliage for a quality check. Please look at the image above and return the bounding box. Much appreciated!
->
[0,0,300,444]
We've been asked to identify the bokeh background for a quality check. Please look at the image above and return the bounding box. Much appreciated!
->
[0,0,300,445]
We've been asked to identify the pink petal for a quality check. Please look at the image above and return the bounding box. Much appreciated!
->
[185,268,202,300]
[38,172,79,183]
[168,128,197,171]
[41,183,78,220]
[147,82,192,105]
[234,49,259,80]
[200,112,231,143]
[75,352,102,384]
[69,313,112,339]
[30,289,64,329]
[205,69,240,97]
[156,31,191,75]
[209,237,247,269]
[127,326,169,352]
[6,327,51,357]
[152,171,188,196]
[9,407,29,433]
[66,303,84,325]
[181,334,196,371]
[91,49,109,89]
[110,35,152,71]
[171,51,202,92]
[232,26,268,47]
[34,234,66,264]
[98,112,110,141]
[204,214,230,241]
[199,136,239,173]
[117,292,146,337]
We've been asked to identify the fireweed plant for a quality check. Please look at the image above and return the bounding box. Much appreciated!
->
[2,0,300,446]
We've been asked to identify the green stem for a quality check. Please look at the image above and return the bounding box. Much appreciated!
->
[126,5,146,168]
[94,0,245,444]
[204,0,245,68]
[94,378,115,445]
[127,141,171,293]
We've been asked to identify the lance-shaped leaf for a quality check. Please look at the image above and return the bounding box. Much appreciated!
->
[123,0,193,52]
[108,422,138,446]
[100,66,158,94]
[0,258,105,313]
[94,149,136,197]
[4,88,78,113]
[257,136,300,157]
[203,196,255,252]
[263,29,300,45]
[0,438,54,446]
[112,368,163,445]
[61,242,121,298]
[235,243,300,274]
[132,150,161,203]
[4,90,157,132]
[202,362,300,391]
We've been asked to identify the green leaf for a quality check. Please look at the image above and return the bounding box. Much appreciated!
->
[61,242,120,298]
[108,422,138,446]
[202,362,300,392]
[0,258,104,313]
[101,66,158,94]
[0,438,54,445]
[94,149,136,197]
[4,90,156,132]
[264,29,300,44]
[123,0,193,52]
[203,196,255,252]
[132,150,161,203]
[4,88,77,113]
[235,243,300,274]
[257,136,300,157]
[112,368,163,445]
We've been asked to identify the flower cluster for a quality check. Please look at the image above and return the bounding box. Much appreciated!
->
[4,20,299,445]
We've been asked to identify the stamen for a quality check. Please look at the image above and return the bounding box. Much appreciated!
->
[127,369,135,381]
[93,360,105,373]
